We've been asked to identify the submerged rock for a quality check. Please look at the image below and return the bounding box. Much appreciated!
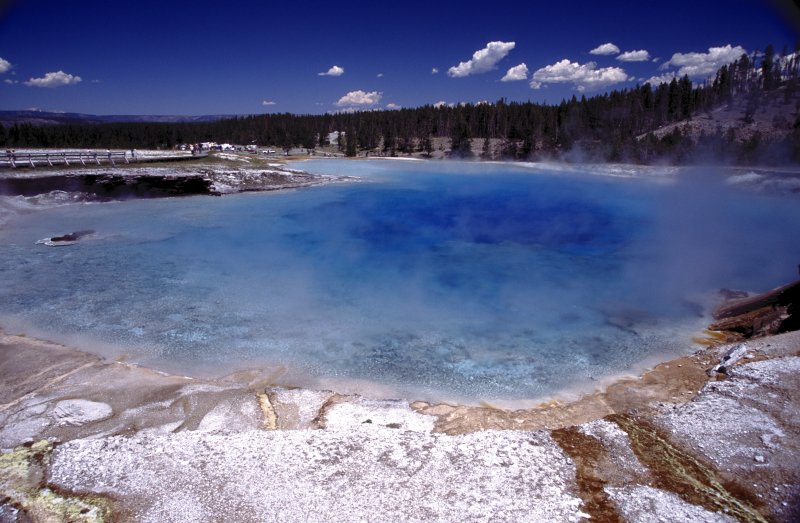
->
[50,229,95,243]
[36,228,96,246]
[52,399,113,427]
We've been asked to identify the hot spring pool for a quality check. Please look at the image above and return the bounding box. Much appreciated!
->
[1,160,798,404]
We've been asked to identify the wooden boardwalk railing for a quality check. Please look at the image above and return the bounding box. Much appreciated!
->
[0,150,208,169]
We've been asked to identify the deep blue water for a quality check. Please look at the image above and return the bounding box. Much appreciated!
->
[1,161,799,403]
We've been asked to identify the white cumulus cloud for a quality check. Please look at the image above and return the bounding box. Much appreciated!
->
[24,70,82,87]
[448,41,515,77]
[617,50,650,62]
[318,65,345,76]
[336,90,382,107]
[530,59,629,91]
[643,72,677,85]
[431,68,439,74]
[433,100,454,108]
[385,103,401,110]
[262,100,276,106]
[376,73,384,78]
[0,57,11,73]
[590,43,620,56]
[501,63,529,82]
[661,45,746,77]
[4,78,18,84]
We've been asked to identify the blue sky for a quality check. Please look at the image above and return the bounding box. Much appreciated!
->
[0,0,797,115]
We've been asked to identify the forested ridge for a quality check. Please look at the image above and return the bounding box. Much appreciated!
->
[2,45,799,165]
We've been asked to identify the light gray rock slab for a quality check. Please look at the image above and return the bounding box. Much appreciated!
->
[50,429,582,523]
[657,394,785,463]
[267,387,334,430]
[579,418,649,478]
[52,399,113,427]
[322,397,437,433]
[195,394,262,433]
[654,342,800,521]
[606,485,736,523]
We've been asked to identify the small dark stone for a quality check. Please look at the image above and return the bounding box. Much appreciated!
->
[362,419,372,424]
[50,229,95,242]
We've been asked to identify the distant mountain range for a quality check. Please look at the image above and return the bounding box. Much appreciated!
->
[0,110,240,126]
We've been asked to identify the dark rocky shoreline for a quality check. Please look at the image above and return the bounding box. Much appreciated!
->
[0,152,357,212]
[0,173,215,199]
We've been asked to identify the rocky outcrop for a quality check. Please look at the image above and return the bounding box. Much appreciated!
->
[203,168,340,194]
[0,173,215,199]
[0,165,348,203]
[710,280,800,340]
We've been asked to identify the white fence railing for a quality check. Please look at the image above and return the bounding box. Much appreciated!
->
[0,150,208,168]
[1,151,130,168]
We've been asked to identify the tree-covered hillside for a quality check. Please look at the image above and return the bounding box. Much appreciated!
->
[2,45,798,165]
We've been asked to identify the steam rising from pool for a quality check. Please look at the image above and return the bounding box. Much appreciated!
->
[1,161,799,404]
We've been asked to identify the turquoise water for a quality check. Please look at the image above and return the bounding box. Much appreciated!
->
[1,161,799,403]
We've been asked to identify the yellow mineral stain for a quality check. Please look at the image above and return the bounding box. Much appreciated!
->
[0,441,113,522]
[692,330,732,346]
[611,414,767,523]
[257,392,278,430]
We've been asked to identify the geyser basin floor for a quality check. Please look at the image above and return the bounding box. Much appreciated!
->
[1,160,799,404]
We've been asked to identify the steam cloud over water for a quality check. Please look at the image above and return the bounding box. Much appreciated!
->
[1,161,799,404]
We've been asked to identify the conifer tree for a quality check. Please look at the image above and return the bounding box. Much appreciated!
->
[667,78,681,119]
[449,116,472,158]
[345,126,357,157]
[762,44,776,90]
[480,137,492,159]
[420,134,433,157]
[679,75,694,119]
